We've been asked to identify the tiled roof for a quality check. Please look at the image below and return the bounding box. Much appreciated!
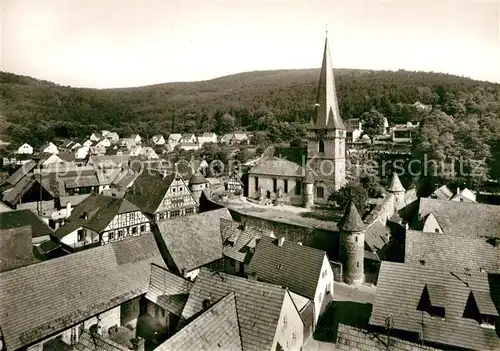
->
[180,268,289,351]
[124,170,176,215]
[248,146,306,177]
[74,330,128,351]
[246,236,326,300]
[145,263,193,316]
[370,262,500,350]
[189,172,208,185]
[64,176,101,188]
[221,218,275,263]
[0,209,53,237]
[2,175,37,205]
[5,160,36,186]
[53,194,144,238]
[431,185,453,200]
[155,208,231,272]
[405,230,500,273]
[0,234,164,351]
[156,292,242,351]
[338,201,366,232]
[0,226,38,272]
[336,324,438,351]
[364,221,389,254]
[417,198,500,238]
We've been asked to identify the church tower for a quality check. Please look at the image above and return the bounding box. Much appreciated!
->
[306,32,346,205]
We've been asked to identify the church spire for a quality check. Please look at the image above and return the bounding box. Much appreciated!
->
[309,31,345,130]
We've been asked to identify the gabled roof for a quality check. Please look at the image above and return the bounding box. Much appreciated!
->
[4,160,36,186]
[248,146,306,177]
[124,170,176,215]
[155,208,231,272]
[145,263,193,316]
[388,173,405,193]
[0,234,164,351]
[418,198,500,238]
[0,209,53,237]
[53,194,144,238]
[338,201,366,232]
[405,230,500,273]
[180,268,291,351]
[370,262,500,350]
[431,185,453,200]
[308,35,345,130]
[156,292,242,351]
[336,324,438,351]
[220,218,275,263]
[246,236,327,300]
[189,172,208,185]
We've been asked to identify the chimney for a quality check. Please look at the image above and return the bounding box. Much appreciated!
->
[83,212,88,220]
[66,201,72,218]
[132,338,145,351]
[457,187,460,195]
[243,222,248,231]
[278,237,285,247]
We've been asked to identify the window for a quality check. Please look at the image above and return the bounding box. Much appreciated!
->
[418,284,446,318]
[180,187,183,192]
[284,179,288,193]
[132,226,137,234]
[172,187,176,193]
[159,213,165,220]
[140,225,146,232]
[283,316,287,325]
[435,228,440,233]
[319,140,325,153]
[255,177,259,191]
[355,235,358,242]
[292,332,296,340]
[295,180,302,195]
[316,186,324,198]
[356,261,359,268]
[109,232,115,240]
[77,229,85,241]
[273,179,277,192]
[185,208,195,215]
[118,230,124,238]
[171,210,181,218]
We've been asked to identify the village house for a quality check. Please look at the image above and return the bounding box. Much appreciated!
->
[167,133,182,150]
[15,143,33,155]
[90,132,103,141]
[344,118,363,143]
[247,35,346,208]
[247,236,334,329]
[130,134,142,144]
[52,193,151,250]
[153,208,231,280]
[370,261,500,350]
[119,138,137,150]
[125,170,198,222]
[0,234,165,351]
[95,137,111,148]
[102,131,119,142]
[431,185,477,202]
[151,135,165,145]
[170,268,305,351]
[75,145,90,160]
[82,139,93,147]
[391,122,419,143]
[197,132,217,147]
[41,142,59,155]
[220,218,275,276]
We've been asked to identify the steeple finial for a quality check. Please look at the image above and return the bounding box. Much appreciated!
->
[325,24,328,37]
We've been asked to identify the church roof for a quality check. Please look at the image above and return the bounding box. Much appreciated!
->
[338,201,366,232]
[309,34,345,130]
[388,172,405,193]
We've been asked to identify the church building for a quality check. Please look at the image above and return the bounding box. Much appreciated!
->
[247,33,346,207]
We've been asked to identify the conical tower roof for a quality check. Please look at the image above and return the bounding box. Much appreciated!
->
[338,201,366,232]
[190,171,208,185]
[389,173,405,193]
[309,33,345,130]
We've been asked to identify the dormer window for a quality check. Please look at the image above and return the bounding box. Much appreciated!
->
[417,284,446,318]
[463,291,499,328]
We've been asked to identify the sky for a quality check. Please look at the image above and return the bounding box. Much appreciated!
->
[2,0,500,88]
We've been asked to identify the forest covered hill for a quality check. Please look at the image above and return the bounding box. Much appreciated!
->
[1,68,500,148]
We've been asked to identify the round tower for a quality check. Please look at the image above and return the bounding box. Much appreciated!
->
[303,170,315,209]
[388,172,406,209]
[189,172,209,204]
[338,201,367,284]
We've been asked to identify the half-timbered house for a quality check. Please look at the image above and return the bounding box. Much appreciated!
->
[125,170,198,222]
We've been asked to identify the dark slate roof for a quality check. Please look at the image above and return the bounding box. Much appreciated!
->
[2,175,37,205]
[155,208,231,272]
[74,330,128,351]
[0,209,53,237]
[336,324,438,351]
[145,263,193,316]
[364,221,390,254]
[370,262,500,350]
[5,161,36,186]
[405,230,500,273]
[388,173,405,192]
[417,198,500,238]
[156,292,243,351]
[0,226,38,272]
[338,201,366,232]
[124,170,176,215]
[246,236,327,300]
[248,146,306,177]
[0,234,164,351]
[180,268,290,351]
[220,218,275,263]
[53,194,144,238]
[189,172,208,185]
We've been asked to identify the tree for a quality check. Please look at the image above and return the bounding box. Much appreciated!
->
[216,113,236,135]
[359,174,384,198]
[360,109,386,143]
[328,181,368,213]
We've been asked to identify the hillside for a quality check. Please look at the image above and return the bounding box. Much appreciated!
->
[1,69,500,147]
